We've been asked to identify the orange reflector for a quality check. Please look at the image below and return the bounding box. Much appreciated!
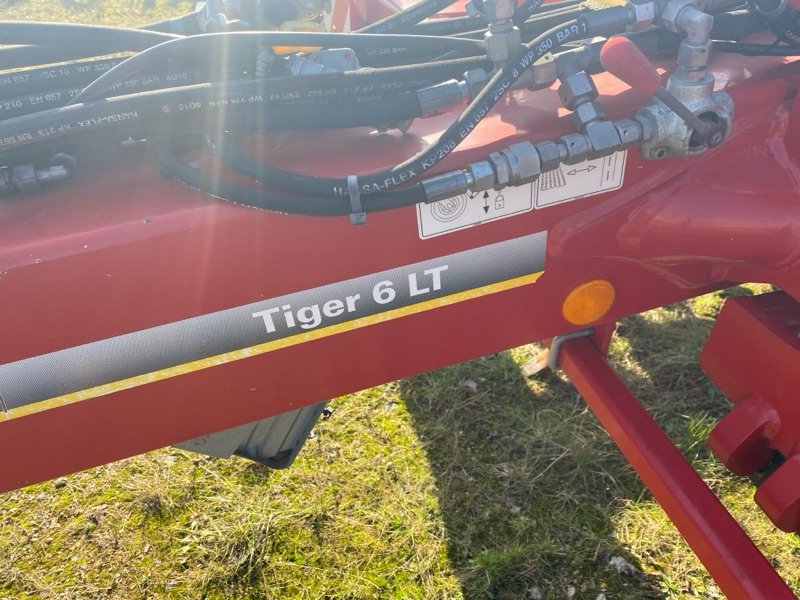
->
[562,279,616,325]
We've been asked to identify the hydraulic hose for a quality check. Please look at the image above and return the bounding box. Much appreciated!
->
[0,56,489,122]
[69,31,487,105]
[148,138,427,216]
[0,66,212,121]
[282,18,595,197]
[178,17,605,203]
[0,77,435,157]
[0,45,128,72]
[0,21,178,50]
[360,0,459,34]
[515,0,548,25]
[0,58,124,102]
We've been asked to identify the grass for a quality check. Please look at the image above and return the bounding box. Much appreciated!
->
[1,2,799,598]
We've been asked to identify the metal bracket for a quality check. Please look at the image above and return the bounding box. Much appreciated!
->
[548,328,595,370]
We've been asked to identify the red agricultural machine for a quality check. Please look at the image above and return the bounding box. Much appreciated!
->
[1,0,799,595]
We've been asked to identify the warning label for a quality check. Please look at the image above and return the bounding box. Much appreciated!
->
[534,151,627,208]
[417,151,627,238]
[417,185,533,239]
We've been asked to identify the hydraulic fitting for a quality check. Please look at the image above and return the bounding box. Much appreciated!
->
[614,118,645,149]
[483,0,523,68]
[616,0,735,157]
[464,68,491,99]
[423,118,642,203]
[534,141,562,172]
[288,48,359,75]
[573,101,606,130]
[583,120,623,158]
[421,170,472,203]
[559,133,592,164]
[558,72,598,111]
[556,118,644,165]
[626,0,657,30]
[417,80,470,118]
[466,160,495,193]
[488,142,542,189]
[0,163,71,196]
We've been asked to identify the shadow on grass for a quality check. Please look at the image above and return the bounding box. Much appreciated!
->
[398,347,667,600]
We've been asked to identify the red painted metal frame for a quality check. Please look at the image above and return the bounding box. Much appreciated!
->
[559,335,797,600]
[2,19,800,596]
[702,291,800,532]
[2,54,799,491]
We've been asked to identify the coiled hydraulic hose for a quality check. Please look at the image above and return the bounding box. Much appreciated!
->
[262,18,594,197]
[148,137,428,216]
[152,17,603,208]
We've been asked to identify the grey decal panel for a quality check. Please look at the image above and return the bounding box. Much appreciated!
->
[0,232,547,409]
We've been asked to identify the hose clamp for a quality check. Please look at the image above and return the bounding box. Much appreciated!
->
[347,175,366,225]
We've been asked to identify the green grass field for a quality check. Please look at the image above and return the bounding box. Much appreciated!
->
[1,2,799,598]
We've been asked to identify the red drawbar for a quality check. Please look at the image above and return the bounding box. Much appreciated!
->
[559,335,797,600]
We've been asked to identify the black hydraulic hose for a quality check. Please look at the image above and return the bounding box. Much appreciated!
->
[214,136,368,197]
[409,0,584,36]
[514,0,547,25]
[520,7,584,40]
[0,77,434,159]
[69,31,487,105]
[411,15,487,36]
[330,18,594,196]
[0,45,127,72]
[148,138,427,216]
[747,0,800,44]
[0,58,124,102]
[713,40,800,55]
[214,17,600,199]
[360,0,459,34]
[0,66,213,120]
[0,21,179,50]
[355,44,484,68]
[256,56,491,104]
[0,56,488,122]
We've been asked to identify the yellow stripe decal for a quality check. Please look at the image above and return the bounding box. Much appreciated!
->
[0,271,542,423]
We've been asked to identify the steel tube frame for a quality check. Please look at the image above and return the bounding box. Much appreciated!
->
[558,336,797,600]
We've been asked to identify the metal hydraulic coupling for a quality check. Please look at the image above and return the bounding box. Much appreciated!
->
[604,0,734,158]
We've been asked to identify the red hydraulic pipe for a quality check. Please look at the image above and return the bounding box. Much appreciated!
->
[558,336,797,600]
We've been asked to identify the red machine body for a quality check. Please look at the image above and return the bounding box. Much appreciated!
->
[2,10,800,595]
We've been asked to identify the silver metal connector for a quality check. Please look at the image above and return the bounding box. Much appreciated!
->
[421,170,471,203]
[417,79,470,118]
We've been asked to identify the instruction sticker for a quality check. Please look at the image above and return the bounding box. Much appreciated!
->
[534,151,627,208]
[417,150,627,238]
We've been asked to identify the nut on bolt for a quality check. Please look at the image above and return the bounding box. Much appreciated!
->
[464,68,490,99]
[558,72,598,110]
[481,0,515,22]
[613,118,644,149]
[572,100,605,130]
[584,120,623,158]
[467,160,495,192]
[559,132,591,164]
[626,0,656,30]
[535,141,562,172]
